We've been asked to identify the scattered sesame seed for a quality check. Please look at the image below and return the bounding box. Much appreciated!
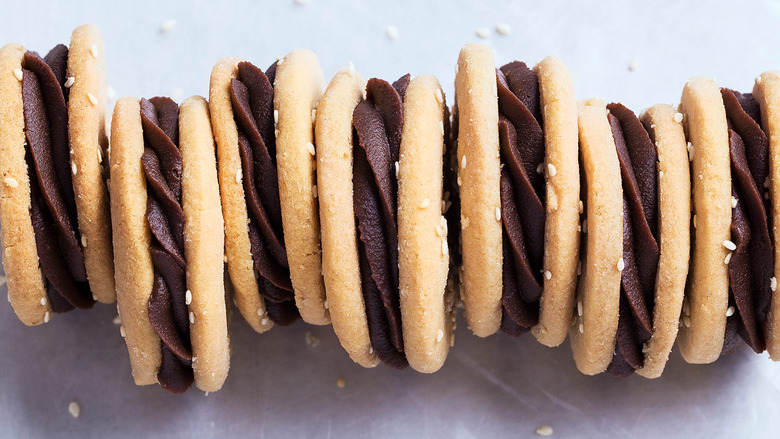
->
[113,315,121,325]
[578,200,584,213]
[368,346,374,354]
[457,175,462,186]
[277,57,284,65]
[683,315,691,327]
[578,323,584,333]
[461,155,467,169]
[90,44,99,59]
[189,311,195,324]
[687,142,694,161]
[311,108,317,124]
[386,25,399,40]
[731,196,738,208]
[440,121,444,136]
[577,300,583,316]
[337,378,346,388]
[120,325,126,337]
[307,142,316,156]
[68,401,81,418]
[13,68,23,81]
[87,92,98,106]
[476,28,490,39]
[436,329,444,342]
[462,216,470,229]
[693,214,697,228]
[725,252,732,265]
[617,258,625,272]
[628,57,640,72]
[535,425,554,436]
[97,147,103,163]
[64,76,75,88]
[312,184,318,199]
[435,224,445,237]
[71,163,78,175]
[4,177,19,188]
[547,163,557,177]
[495,206,502,221]
[419,198,431,208]
[723,240,737,251]
[434,88,443,104]
[577,260,582,276]
[261,316,270,326]
[454,64,459,75]
[185,290,192,305]
[673,112,683,124]
[726,306,736,317]
[442,240,449,257]
[92,293,98,301]
[536,163,544,174]
[757,75,763,85]
[348,61,355,74]
[496,23,511,35]
[395,161,400,179]
[659,170,664,178]
[772,277,777,292]
[235,168,242,184]
[544,270,552,280]
[765,192,770,200]
[44,311,51,323]
[40,297,47,306]
[81,235,87,248]
[274,109,279,124]
[324,300,329,309]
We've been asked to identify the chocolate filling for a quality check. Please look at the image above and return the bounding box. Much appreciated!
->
[141,97,193,394]
[720,89,773,355]
[605,103,659,377]
[352,75,410,369]
[229,61,300,325]
[22,45,94,312]
[495,62,546,336]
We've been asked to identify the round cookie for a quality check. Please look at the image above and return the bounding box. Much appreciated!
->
[68,24,114,304]
[531,55,581,347]
[316,67,377,368]
[753,71,780,360]
[569,98,623,376]
[209,57,273,334]
[637,104,691,378]
[274,50,329,325]
[677,77,731,364]
[454,43,503,337]
[398,74,455,373]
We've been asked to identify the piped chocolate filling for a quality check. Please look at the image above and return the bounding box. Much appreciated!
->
[352,74,410,369]
[720,89,773,355]
[495,61,546,336]
[229,61,300,325]
[605,103,659,377]
[141,97,193,394]
[22,45,95,312]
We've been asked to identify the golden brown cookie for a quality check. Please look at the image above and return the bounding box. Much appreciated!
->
[677,77,731,364]
[569,98,623,375]
[637,104,691,378]
[397,74,455,373]
[531,55,581,347]
[274,50,329,325]
[454,43,503,337]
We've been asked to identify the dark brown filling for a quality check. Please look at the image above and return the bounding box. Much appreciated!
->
[605,103,659,377]
[352,74,409,369]
[22,45,94,312]
[141,97,193,394]
[229,61,300,326]
[495,62,546,336]
[720,89,773,355]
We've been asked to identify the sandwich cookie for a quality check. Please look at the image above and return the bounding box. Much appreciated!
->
[0,24,113,326]
[316,66,454,372]
[569,99,622,375]
[454,44,580,343]
[110,96,229,393]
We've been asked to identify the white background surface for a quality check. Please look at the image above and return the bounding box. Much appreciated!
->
[2,0,780,437]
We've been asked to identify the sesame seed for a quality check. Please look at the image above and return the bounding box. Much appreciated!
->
[457,175,462,186]
[120,325,126,337]
[348,61,355,74]
[97,147,103,163]
[726,306,736,317]
[765,192,770,200]
[693,214,697,228]
[277,57,284,66]
[723,240,737,251]
[87,92,98,106]
[758,75,764,85]
[235,168,242,184]
[311,108,317,123]
[312,184,318,199]
[434,88,443,104]
[659,170,664,178]
[772,277,777,292]
[731,196,738,208]
[577,260,582,276]
[261,316,270,325]
[476,28,490,39]
[368,346,374,354]
[189,311,195,324]
[578,323,584,333]
[395,161,400,179]
[461,155,467,169]
[683,315,691,327]
[495,207,501,221]
[435,224,445,237]
[386,25,399,40]
[536,163,544,174]
[673,112,683,124]
[440,121,444,136]
[683,300,690,315]
[454,64,459,75]
[71,163,78,175]
[547,163,557,177]
[337,378,346,388]
[324,300,329,309]
[90,44,98,58]
[68,401,81,418]
[307,142,316,156]
[13,68,23,81]
[436,329,444,342]
[185,290,192,305]
[687,142,694,161]
[256,308,264,317]
[113,315,121,325]
[577,300,583,316]
[44,311,51,323]
[64,76,75,88]
[495,23,511,35]
[462,216,470,229]
[274,109,279,124]
[4,177,19,188]
[582,219,587,233]
[92,293,97,301]
[40,297,47,306]
[535,425,554,437]
[420,198,431,208]
[628,57,640,72]
[442,240,449,257]
[725,252,732,264]
[578,200,584,213]
[81,235,87,248]
[544,270,552,280]
[617,258,625,272]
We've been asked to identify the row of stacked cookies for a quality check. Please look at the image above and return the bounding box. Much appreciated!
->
[1,25,778,394]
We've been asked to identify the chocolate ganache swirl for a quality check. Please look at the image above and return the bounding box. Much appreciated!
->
[141,97,193,394]
[720,89,773,355]
[495,61,546,336]
[22,45,95,312]
[230,61,300,325]
[352,74,410,369]
[605,103,660,377]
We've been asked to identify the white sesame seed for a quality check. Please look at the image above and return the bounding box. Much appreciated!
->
[577,260,582,276]
[81,235,87,248]
[476,28,490,39]
[462,216,470,229]
[442,240,449,257]
[256,308,265,317]
[434,88,443,104]
[577,300,583,316]
[435,224,445,237]
[312,184,318,199]
[44,311,51,323]
[96,146,103,163]
[617,258,625,272]
[185,290,192,305]
[731,196,738,208]
[4,177,19,188]
[544,270,552,280]
[723,240,737,251]
[628,57,640,72]
[547,163,557,177]
[261,316,270,325]
[386,25,399,40]
[659,170,664,178]
[120,325,126,337]
[461,155,467,169]
[673,112,683,124]
[693,214,697,228]
[535,425,554,437]
[683,315,691,327]
[40,297,47,306]
[324,300,329,309]
[726,306,736,317]
[578,323,584,333]
[368,346,374,354]
[113,315,121,325]
[495,23,511,35]
[92,293,97,301]
[436,329,444,342]
[189,311,195,324]
[725,252,732,264]
[235,168,242,184]
[687,142,694,161]
[307,142,316,156]
[13,68,23,81]
[772,277,778,292]
[757,75,764,85]
[71,163,78,175]
[457,175,462,186]
[495,207,501,221]
[274,109,279,124]
[64,76,75,88]
[90,44,98,59]
[420,198,431,208]
[68,401,81,418]
[454,64,459,75]
[311,108,317,124]
[348,61,355,74]
[578,200,584,213]
[87,92,98,106]
[395,161,400,179]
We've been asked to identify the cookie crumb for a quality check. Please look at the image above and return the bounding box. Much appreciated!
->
[495,207,501,222]
[305,330,320,347]
[495,23,511,35]
[722,240,737,251]
[726,305,736,317]
[44,311,51,323]
[673,112,683,124]
[13,68,23,81]
[160,19,178,33]
[535,425,553,436]
[336,378,346,388]
[724,252,732,265]
[476,28,490,39]
[4,177,19,188]
[772,277,777,292]
[617,258,625,272]
[68,401,80,418]
[420,198,431,208]
[386,25,399,41]
[307,142,316,156]
[628,57,640,72]
[185,290,192,305]
[113,315,121,325]
[547,163,557,177]
[64,76,75,88]
[90,44,98,59]
[87,92,98,106]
